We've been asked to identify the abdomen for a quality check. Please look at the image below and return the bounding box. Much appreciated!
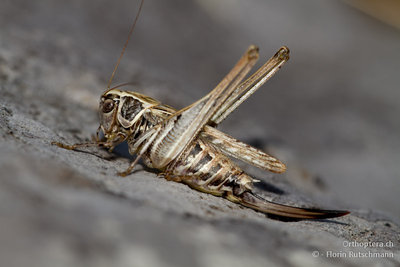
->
[166,138,255,197]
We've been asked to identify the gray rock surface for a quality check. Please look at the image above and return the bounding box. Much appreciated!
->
[0,0,399,266]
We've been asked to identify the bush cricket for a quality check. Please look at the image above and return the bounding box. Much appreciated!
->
[53,0,349,219]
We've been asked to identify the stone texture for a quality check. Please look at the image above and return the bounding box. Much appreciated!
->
[0,0,399,266]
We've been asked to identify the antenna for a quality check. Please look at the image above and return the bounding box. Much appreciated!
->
[107,0,145,89]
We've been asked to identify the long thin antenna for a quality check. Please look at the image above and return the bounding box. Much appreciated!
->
[107,0,145,89]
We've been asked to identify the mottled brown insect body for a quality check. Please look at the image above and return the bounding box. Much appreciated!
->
[53,0,349,219]
[54,45,349,220]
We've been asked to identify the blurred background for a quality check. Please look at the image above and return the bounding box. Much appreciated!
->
[1,0,399,219]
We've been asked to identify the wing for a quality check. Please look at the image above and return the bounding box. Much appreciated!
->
[201,125,286,173]
[149,46,260,168]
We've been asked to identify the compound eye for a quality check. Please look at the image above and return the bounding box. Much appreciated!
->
[102,99,115,113]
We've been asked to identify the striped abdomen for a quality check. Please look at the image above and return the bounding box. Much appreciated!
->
[164,134,350,220]
[167,137,254,199]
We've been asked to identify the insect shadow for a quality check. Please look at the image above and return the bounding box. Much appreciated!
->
[112,142,157,173]
[254,180,285,195]
[244,137,286,195]
[112,142,134,160]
